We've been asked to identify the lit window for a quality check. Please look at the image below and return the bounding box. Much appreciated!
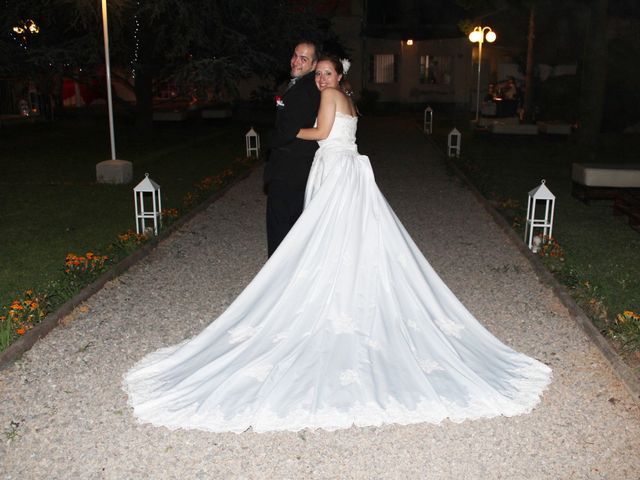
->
[419,55,453,85]
[370,54,397,84]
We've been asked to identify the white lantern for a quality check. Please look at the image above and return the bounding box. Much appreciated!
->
[524,179,555,250]
[423,106,433,134]
[447,128,461,157]
[245,127,260,158]
[133,173,162,236]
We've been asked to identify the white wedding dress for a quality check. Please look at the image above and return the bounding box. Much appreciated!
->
[123,112,551,433]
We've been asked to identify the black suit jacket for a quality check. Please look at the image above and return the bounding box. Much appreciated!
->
[264,71,321,188]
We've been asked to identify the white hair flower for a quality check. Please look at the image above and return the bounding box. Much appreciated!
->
[340,58,351,75]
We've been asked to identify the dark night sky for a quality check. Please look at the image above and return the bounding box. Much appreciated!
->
[366,0,467,25]
[364,0,469,38]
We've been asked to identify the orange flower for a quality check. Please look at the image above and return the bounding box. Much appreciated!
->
[16,327,26,335]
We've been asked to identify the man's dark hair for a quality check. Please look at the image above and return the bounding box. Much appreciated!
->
[296,39,321,62]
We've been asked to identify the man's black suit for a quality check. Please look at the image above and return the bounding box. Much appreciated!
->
[264,71,320,256]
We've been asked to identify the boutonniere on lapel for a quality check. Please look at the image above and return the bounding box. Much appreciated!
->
[275,95,285,108]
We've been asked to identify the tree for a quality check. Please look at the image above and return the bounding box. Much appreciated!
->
[459,0,640,136]
[522,4,535,122]
[0,1,105,115]
[1,0,332,131]
[458,0,598,121]
[575,0,608,146]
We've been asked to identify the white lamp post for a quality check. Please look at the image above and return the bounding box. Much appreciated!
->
[525,179,555,250]
[447,128,461,157]
[423,106,433,134]
[96,0,132,185]
[245,127,260,157]
[469,26,496,123]
[134,174,162,236]
[101,0,116,161]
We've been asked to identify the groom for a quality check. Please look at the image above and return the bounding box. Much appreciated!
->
[264,40,321,257]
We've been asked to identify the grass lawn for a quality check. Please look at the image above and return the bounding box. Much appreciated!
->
[458,133,639,314]
[0,112,264,311]
[428,106,640,364]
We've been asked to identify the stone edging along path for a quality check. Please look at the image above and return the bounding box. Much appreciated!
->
[425,132,640,404]
[0,167,257,371]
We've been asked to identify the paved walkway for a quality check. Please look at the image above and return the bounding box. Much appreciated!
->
[1,117,639,479]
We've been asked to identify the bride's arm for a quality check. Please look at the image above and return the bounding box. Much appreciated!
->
[297,89,337,141]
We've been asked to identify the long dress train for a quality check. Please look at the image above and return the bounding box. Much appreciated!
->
[123,112,551,433]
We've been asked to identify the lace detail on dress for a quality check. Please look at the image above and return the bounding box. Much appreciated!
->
[331,313,357,334]
[435,317,464,338]
[418,359,445,374]
[228,325,261,344]
[244,364,273,381]
[339,369,361,386]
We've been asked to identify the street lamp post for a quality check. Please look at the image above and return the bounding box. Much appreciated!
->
[101,0,116,160]
[96,0,132,185]
[468,26,496,123]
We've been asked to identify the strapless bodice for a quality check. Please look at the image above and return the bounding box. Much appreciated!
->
[317,111,358,151]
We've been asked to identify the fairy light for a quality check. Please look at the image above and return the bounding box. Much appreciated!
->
[11,19,39,50]
[131,1,140,78]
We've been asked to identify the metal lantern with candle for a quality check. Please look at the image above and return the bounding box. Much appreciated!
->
[134,173,162,236]
[447,128,461,157]
[525,179,556,250]
[423,106,433,134]
[245,127,260,158]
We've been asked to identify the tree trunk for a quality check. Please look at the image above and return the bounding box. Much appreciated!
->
[576,0,608,148]
[523,5,535,123]
[133,11,155,134]
[134,67,154,134]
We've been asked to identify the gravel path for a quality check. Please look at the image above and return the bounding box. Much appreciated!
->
[1,117,639,479]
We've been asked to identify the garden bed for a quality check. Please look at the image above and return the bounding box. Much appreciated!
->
[0,114,265,354]
[0,165,257,368]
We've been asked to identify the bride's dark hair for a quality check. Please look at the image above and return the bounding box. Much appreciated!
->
[317,54,354,97]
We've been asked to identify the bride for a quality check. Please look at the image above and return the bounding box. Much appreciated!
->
[123,55,551,433]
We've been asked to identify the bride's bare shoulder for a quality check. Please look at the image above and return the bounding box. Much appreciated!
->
[320,87,344,97]
[321,88,356,116]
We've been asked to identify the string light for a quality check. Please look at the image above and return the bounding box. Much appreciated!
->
[11,19,39,50]
[131,1,140,78]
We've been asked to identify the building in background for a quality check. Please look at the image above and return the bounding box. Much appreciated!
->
[320,0,494,108]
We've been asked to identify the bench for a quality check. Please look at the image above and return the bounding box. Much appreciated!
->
[537,121,572,135]
[153,110,191,122]
[571,163,640,203]
[152,108,201,122]
[201,107,232,119]
[488,121,538,135]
